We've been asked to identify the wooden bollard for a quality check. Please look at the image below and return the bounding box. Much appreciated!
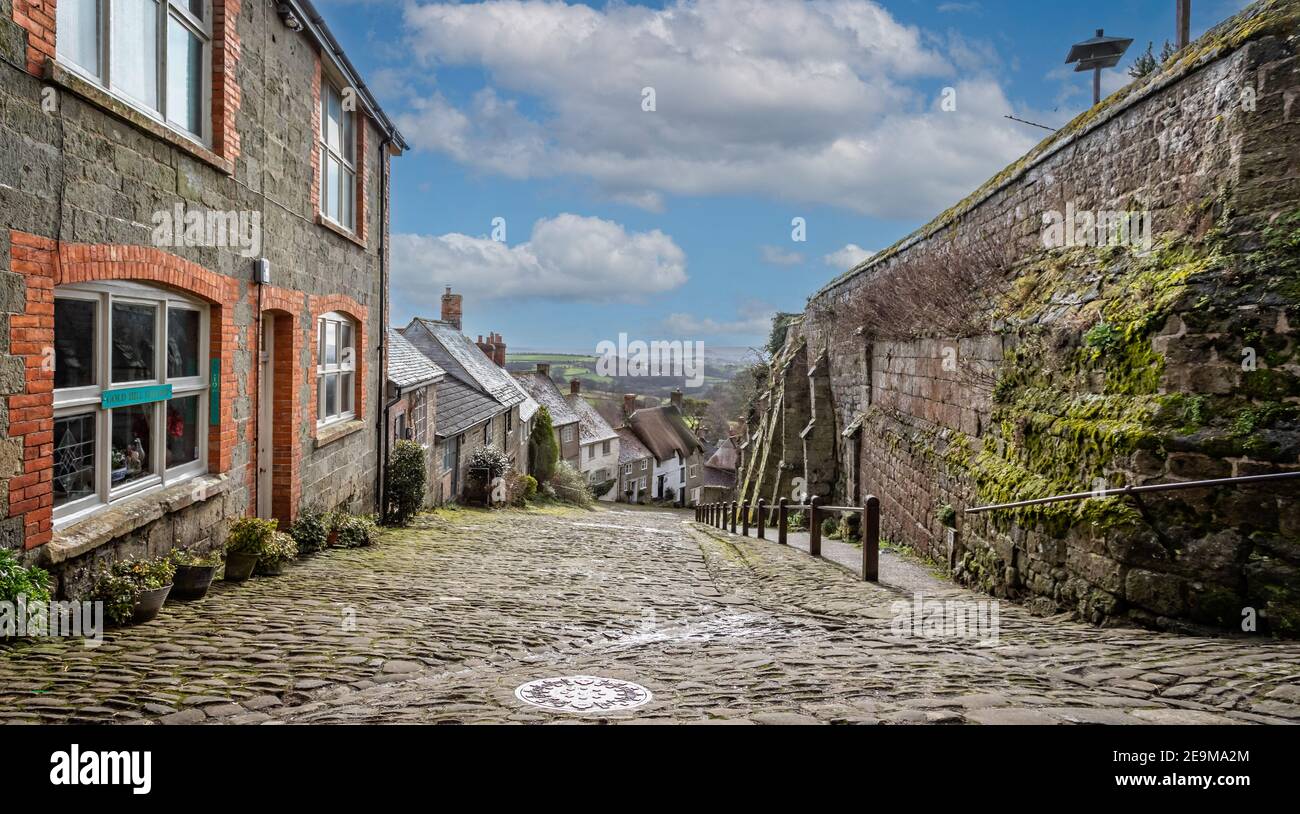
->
[778,498,788,545]
[862,495,880,582]
[741,502,750,536]
[808,496,822,557]
[730,501,738,534]
[756,499,767,539]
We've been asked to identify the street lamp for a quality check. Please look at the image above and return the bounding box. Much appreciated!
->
[1066,29,1134,106]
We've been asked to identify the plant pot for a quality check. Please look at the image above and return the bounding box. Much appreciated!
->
[170,564,218,601]
[255,559,284,576]
[131,585,172,625]
[224,551,258,582]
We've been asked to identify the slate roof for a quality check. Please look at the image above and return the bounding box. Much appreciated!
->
[615,427,652,464]
[624,404,703,464]
[401,318,524,408]
[386,329,445,389]
[512,371,580,427]
[565,393,619,445]
[434,375,501,438]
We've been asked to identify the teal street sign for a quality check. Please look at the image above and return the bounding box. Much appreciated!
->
[209,359,220,426]
[101,384,173,410]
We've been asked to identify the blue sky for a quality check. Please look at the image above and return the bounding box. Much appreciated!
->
[315,0,1249,353]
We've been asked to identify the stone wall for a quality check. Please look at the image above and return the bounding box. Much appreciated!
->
[740,0,1300,634]
[0,0,396,595]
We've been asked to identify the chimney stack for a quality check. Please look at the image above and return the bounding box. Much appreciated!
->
[537,362,551,378]
[670,389,683,409]
[570,378,581,396]
[440,287,462,329]
[491,332,507,367]
[623,393,637,416]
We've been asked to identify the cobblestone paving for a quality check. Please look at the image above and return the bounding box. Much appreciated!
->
[2,505,1298,725]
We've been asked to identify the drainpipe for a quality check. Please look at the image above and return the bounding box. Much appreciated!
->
[375,136,392,517]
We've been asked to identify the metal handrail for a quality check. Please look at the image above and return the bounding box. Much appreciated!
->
[965,470,1300,514]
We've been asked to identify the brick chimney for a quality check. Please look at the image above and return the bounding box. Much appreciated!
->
[623,393,637,417]
[570,378,581,396]
[491,332,507,367]
[440,287,462,329]
[670,388,683,409]
[537,362,551,378]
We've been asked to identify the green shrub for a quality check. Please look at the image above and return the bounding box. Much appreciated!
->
[466,446,512,505]
[787,510,806,530]
[92,575,137,626]
[256,531,298,573]
[384,439,427,525]
[935,504,957,528]
[528,406,560,483]
[334,514,378,548]
[821,517,839,539]
[521,474,538,501]
[289,507,330,555]
[588,478,617,499]
[0,548,51,607]
[226,516,278,556]
[549,461,593,507]
[838,512,861,543]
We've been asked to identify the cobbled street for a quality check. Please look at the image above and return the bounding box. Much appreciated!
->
[2,505,1299,725]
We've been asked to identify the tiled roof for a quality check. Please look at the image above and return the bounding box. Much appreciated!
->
[386,328,445,389]
[565,393,619,444]
[615,427,652,464]
[705,438,737,471]
[401,318,524,408]
[701,465,736,488]
[512,372,580,426]
[625,404,703,463]
[434,375,502,438]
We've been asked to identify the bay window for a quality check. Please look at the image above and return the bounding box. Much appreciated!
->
[53,283,209,526]
[316,312,356,427]
[320,80,356,231]
[55,0,212,143]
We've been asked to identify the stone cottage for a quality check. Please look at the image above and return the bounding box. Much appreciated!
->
[513,364,581,468]
[623,391,705,506]
[1,0,405,595]
[565,379,619,501]
[400,290,536,503]
[385,329,444,508]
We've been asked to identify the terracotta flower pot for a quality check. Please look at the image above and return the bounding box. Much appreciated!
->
[131,585,172,625]
[224,551,259,582]
[170,564,218,601]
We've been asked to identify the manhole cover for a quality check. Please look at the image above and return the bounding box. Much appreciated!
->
[514,676,652,713]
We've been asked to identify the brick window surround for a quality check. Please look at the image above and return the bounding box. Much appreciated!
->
[307,293,369,434]
[10,0,242,168]
[7,231,240,550]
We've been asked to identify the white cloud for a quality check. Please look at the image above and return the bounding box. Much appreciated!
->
[397,0,1038,217]
[662,301,775,339]
[391,214,688,316]
[823,243,874,270]
[760,245,804,266]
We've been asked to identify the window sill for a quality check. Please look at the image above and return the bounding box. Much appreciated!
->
[43,473,232,566]
[315,418,365,448]
[316,214,367,249]
[45,60,234,177]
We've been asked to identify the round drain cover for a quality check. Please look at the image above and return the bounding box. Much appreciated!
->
[514,675,652,713]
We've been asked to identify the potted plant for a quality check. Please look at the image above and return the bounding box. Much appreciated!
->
[90,556,177,626]
[224,517,277,582]
[255,531,298,576]
[168,548,223,601]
